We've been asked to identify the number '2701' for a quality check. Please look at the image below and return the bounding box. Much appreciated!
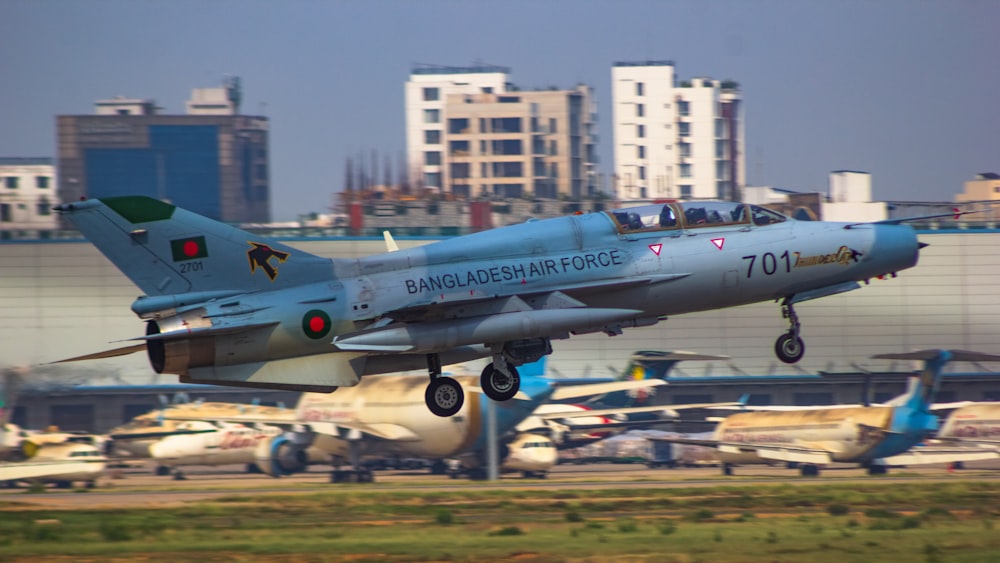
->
[742,252,791,278]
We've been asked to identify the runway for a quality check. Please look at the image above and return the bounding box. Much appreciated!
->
[3,459,998,509]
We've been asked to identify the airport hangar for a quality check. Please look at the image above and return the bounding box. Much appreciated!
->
[3,224,1000,433]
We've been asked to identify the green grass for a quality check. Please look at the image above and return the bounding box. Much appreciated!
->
[1,481,999,561]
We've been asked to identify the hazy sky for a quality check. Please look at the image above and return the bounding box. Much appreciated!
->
[2,0,996,221]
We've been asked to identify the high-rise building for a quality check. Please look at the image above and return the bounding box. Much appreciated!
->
[405,65,510,195]
[405,64,597,200]
[442,86,597,199]
[612,61,744,202]
[57,78,270,223]
[0,157,57,233]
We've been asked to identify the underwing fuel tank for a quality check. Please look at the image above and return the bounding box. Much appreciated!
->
[332,308,645,352]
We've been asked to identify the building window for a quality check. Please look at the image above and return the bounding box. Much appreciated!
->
[4,177,18,189]
[635,82,644,96]
[448,118,470,134]
[678,100,690,116]
[423,109,440,124]
[638,166,646,181]
[424,172,441,187]
[492,162,523,178]
[679,185,692,198]
[0,203,10,222]
[636,103,644,117]
[715,118,725,137]
[424,151,441,166]
[549,118,557,134]
[678,122,690,136]
[548,140,558,156]
[679,142,691,157]
[715,140,726,159]
[490,117,522,133]
[637,146,645,159]
[422,87,440,101]
[491,139,523,155]
[450,163,471,179]
[482,87,493,94]
[424,130,441,144]
[449,140,470,156]
[37,198,51,216]
[680,163,692,178]
[36,176,50,188]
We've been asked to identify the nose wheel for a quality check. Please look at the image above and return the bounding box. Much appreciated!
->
[424,353,464,417]
[775,300,805,364]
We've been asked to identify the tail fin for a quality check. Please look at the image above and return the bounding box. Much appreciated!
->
[56,196,334,297]
[872,350,1000,410]
[519,356,547,378]
[620,351,730,381]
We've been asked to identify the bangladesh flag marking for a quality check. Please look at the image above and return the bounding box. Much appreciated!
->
[302,310,332,340]
[170,236,208,261]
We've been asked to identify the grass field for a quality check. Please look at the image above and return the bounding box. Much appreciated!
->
[2,480,1000,562]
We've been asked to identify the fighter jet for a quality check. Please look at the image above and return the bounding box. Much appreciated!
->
[653,350,1000,476]
[55,196,929,416]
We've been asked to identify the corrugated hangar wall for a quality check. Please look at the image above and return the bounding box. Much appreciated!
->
[2,231,998,384]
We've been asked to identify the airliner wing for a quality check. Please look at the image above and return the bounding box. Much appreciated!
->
[549,380,667,401]
[731,443,834,465]
[159,412,421,443]
[882,445,1000,465]
[0,459,106,482]
[649,435,834,464]
[539,401,740,420]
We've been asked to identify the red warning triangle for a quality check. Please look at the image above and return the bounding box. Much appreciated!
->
[648,243,662,256]
[711,238,725,250]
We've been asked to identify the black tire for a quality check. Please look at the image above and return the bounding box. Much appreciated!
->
[425,377,464,417]
[480,364,520,402]
[775,332,805,364]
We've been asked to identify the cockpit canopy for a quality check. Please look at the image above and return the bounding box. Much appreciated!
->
[607,201,787,233]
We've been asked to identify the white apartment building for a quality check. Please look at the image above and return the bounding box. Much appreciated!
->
[405,65,510,194]
[612,61,744,202]
[0,157,58,232]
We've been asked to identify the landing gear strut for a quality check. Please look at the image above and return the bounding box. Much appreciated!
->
[775,300,805,364]
[424,353,464,417]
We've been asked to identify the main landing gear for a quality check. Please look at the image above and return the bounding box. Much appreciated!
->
[424,353,464,418]
[423,346,527,417]
[775,299,805,364]
[479,357,520,402]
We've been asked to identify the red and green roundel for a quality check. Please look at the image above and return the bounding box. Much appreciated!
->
[302,310,332,340]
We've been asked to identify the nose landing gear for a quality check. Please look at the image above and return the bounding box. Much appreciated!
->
[775,299,805,364]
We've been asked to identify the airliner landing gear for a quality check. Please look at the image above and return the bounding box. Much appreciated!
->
[480,360,520,402]
[775,300,805,364]
[800,464,821,477]
[425,353,464,417]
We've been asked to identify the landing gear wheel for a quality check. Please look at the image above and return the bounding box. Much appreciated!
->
[800,464,820,477]
[775,332,805,364]
[425,377,464,417]
[480,364,520,402]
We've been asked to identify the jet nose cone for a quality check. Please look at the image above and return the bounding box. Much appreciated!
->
[918,242,930,249]
[871,224,921,273]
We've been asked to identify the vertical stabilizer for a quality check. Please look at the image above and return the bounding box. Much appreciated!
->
[56,196,335,297]
[872,350,1000,411]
